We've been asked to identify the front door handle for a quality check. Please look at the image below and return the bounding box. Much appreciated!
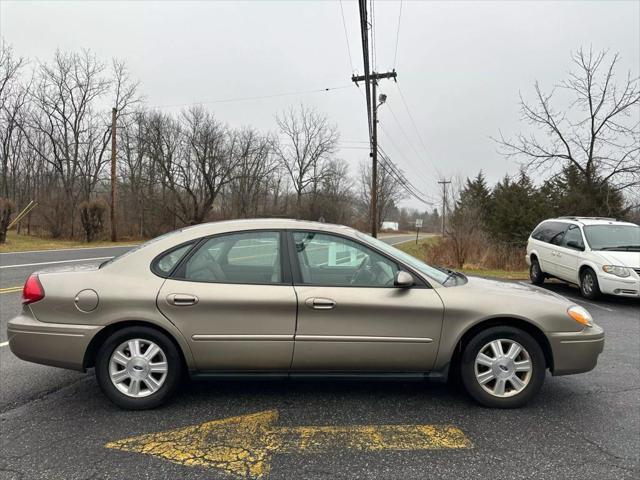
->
[305,297,336,310]
[166,293,199,306]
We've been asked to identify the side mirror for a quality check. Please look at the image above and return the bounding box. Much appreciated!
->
[567,241,585,251]
[394,271,414,287]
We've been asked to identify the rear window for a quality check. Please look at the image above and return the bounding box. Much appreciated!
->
[531,221,568,244]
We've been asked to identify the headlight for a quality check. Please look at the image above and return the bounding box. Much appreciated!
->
[567,305,593,327]
[602,265,630,278]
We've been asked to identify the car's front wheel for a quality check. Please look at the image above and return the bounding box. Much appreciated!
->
[95,326,182,409]
[460,326,546,408]
[580,267,602,300]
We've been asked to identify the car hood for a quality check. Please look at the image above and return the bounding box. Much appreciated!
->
[591,250,640,268]
[462,275,573,305]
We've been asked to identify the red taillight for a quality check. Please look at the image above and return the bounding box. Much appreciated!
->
[22,274,45,304]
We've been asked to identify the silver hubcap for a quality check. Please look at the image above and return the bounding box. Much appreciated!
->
[109,339,168,398]
[474,339,532,398]
[583,273,594,294]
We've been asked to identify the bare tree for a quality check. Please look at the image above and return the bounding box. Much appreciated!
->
[0,41,28,198]
[25,50,112,236]
[273,104,339,218]
[227,128,277,218]
[316,158,354,223]
[497,48,640,195]
[151,107,239,225]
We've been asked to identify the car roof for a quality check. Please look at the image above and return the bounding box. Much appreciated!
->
[547,217,638,227]
[181,218,356,235]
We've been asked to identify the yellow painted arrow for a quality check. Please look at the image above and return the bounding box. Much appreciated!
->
[105,410,472,479]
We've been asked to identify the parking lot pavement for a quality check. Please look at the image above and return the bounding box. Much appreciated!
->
[0,243,638,480]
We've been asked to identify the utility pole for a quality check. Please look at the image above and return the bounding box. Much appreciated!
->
[352,71,397,238]
[438,179,451,238]
[110,107,117,242]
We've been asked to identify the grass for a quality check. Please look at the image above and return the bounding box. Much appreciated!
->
[396,237,529,281]
[0,231,141,253]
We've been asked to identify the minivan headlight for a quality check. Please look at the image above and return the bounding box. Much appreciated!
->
[602,265,630,278]
[567,305,593,327]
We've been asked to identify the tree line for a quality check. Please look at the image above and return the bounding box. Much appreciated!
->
[1,43,638,253]
[0,44,424,243]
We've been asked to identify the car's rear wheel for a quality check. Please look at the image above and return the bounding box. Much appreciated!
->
[529,257,545,285]
[460,326,545,408]
[95,326,182,409]
[580,268,601,300]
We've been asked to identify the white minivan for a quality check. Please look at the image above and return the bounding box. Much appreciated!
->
[526,217,640,299]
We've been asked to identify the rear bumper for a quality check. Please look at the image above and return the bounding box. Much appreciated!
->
[548,324,605,376]
[7,312,102,371]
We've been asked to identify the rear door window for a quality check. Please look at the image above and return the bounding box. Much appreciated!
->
[176,231,282,284]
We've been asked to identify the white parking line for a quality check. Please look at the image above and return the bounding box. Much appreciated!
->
[0,257,113,269]
[0,341,8,347]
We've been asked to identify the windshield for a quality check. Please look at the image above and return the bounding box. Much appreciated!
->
[356,232,451,285]
[583,224,640,251]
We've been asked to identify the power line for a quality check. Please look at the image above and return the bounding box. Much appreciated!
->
[338,0,355,73]
[393,0,403,69]
[395,83,442,177]
[378,148,429,201]
[383,102,425,168]
[369,0,377,71]
[377,121,437,190]
[377,147,432,205]
[381,103,438,191]
[147,84,354,109]
[378,157,432,207]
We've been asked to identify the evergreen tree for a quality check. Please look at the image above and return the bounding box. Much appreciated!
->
[456,171,492,226]
[487,171,546,246]
[540,164,627,218]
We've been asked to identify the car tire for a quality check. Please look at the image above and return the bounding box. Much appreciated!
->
[460,326,546,408]
[529,257,545,285]
[95,326,182,410]
[579,268,602,300]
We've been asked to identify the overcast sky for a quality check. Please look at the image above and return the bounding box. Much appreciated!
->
[2,0,639,209]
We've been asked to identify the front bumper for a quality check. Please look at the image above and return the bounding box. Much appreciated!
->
[548,324,605,376]
[598,274,640,297]
[7,312,103,371]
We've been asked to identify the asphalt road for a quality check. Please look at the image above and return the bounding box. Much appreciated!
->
[0,236,638,480]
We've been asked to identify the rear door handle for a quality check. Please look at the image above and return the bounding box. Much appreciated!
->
[305,297,336,310]
[166,294,199,306]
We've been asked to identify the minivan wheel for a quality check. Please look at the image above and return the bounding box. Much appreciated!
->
[580,268,601,300]
[95,326,182,409]
[529,258,545,285]
[460,326,545,408]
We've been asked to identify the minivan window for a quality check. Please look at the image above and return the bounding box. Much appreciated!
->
[561,225,584,250]
[532,221,567,244]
